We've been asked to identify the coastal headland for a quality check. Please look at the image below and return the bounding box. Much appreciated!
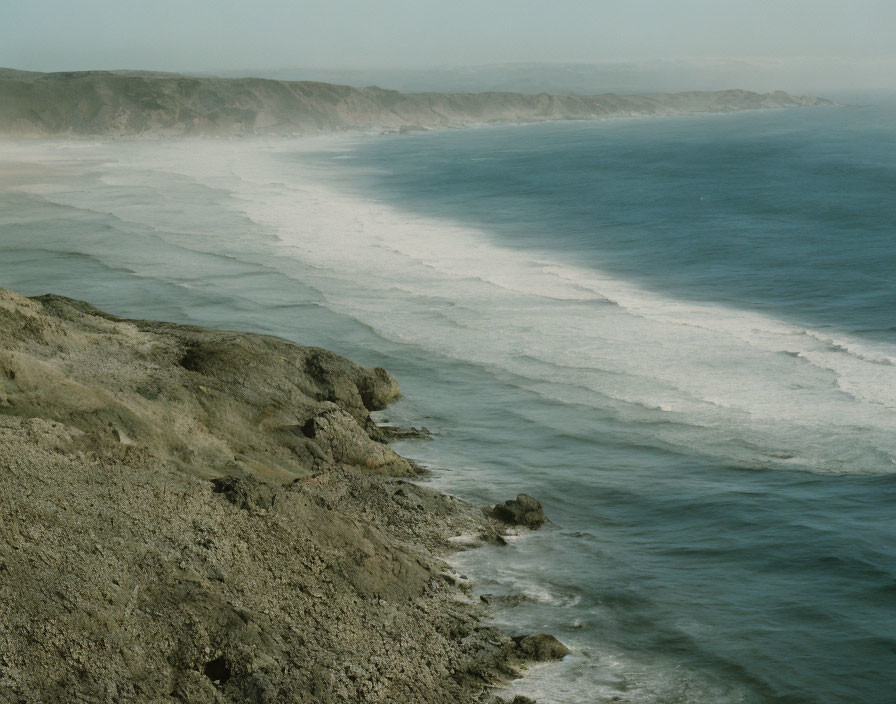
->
[0,288,562,703]
[0,67,830,137]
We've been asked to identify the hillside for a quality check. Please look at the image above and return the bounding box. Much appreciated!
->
[0,69,831,137]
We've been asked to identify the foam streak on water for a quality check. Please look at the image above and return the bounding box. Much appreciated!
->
[134,138,896,476]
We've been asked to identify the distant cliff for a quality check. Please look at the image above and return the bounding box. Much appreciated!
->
[0,68,832,137]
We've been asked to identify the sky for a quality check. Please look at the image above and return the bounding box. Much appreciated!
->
[1,0,894,74]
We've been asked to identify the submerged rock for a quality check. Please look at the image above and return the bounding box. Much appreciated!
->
[487,494,548,529]
[480,593,535,608]
[373,424,433,442]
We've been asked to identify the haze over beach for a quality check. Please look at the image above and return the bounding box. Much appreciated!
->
[2,0,895,92]
[1,2,895,703]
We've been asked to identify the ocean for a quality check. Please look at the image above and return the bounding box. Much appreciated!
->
[1,99,895,703]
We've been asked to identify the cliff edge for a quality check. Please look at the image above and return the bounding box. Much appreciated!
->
[0,288,555,703]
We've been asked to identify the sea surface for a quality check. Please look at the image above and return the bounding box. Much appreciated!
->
[2,99,895,703]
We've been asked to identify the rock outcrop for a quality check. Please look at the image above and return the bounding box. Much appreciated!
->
[0,68,832,137]
[0,291,411,482]
[0,287,565,703]
[513,635,572,662]
[487,494,548,529]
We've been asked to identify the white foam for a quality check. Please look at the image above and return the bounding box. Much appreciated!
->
[220,138,896,474]
[494,645,757,704]
[8,136,896,474]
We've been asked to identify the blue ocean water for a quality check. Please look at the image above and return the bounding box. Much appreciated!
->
[1,101,895,703]
[331,102,896,344]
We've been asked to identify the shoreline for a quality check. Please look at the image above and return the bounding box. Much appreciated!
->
[0,96,841,147]
[0,136,581,702]
[0,287,567,702]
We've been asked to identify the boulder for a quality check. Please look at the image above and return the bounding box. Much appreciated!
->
[356,366,401,411]
[512,634,570,662]
[487,494,547,529]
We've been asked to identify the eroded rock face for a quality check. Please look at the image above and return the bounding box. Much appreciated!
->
[301,402,415,475]
[0,290,406,481]
[356,366,401,411]
[211,475,278,512]
[487,494,548,529]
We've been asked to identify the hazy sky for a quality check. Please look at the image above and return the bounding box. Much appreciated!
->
[1,0,894,73]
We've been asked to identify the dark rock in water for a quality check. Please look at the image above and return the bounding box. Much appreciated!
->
[483,593,536,608]
[487,494,547,529]
[513,634,571,662]
[491,696,538,704]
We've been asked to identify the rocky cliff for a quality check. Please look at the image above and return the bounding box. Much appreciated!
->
[0,288,560,703]
[0,68,831,137]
